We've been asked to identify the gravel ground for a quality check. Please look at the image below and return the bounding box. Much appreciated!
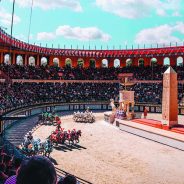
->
[33,112,184,184]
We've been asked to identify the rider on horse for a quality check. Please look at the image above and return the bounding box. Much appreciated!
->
[27,132,33,142]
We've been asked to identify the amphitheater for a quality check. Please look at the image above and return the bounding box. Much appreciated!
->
[1,4,184,184]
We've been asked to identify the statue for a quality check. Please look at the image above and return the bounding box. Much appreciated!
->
[110,99,116,113]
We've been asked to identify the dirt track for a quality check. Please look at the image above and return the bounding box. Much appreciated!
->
[33,113,184,184]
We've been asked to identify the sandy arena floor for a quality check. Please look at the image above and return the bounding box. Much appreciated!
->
[33,113,184,184]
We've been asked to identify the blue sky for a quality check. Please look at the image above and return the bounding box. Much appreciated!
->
[0,0,184,49]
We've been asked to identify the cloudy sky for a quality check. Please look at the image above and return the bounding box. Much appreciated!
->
[0,0,184,49]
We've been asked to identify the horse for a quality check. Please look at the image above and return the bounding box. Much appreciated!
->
[41,140,53,157]
[74,130,82,143]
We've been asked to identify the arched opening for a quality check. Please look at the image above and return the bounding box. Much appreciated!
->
[16,55,23,65]
[138,58,144,67]
[126,59,132,67]
[177,56,183,66]
[102,59,108,68]
[53,57,59,67]
[77,58,84,67]
[150,58,157,67]
[89,59,96,68]
[114,59,120,68]
[41,57,48,66]
[29,56,35,66]
[4,54,11,65]
[164,57,170,66]
[65,58,72,67]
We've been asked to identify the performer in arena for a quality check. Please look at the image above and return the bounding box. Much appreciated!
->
[85,107,90,113]
[143,107,148,119]
[56,118,62,130]
[27,132,33,142]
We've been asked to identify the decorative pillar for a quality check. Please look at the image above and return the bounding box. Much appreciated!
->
[144,57,150,66]
[132,58,138,67]
[84,58,90,68]
[127,103,130,114]
[95,59,101,68]
[157,56,163,66]
[60,57,65,68]
[25,55,28,66]
[49,55,54,66]
[170,56,177,67]
[108,58,114,68]
[36,55,40,66]
[120,58,126,68]
[162,67,178,127]
[72,57,77,68]
[0,52,3,64]
[12,53,16,64]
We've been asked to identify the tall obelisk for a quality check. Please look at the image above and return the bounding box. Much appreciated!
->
[162,67,178,127]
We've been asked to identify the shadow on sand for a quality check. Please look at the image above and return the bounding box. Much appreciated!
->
[54,143,87,152]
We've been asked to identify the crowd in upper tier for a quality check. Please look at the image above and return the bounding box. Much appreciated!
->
[0,82,184,111]
[1,64,184,80]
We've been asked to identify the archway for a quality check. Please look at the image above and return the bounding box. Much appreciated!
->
[4,54,11,65]
[164,57,170,66]
[102,59,108,68]
[77,58,84,67]
[150,58,157,67]
[114,59,120,68]
[28,56,35,66]
[89,59,96,68]
[65,58,72,67]
[53,57,59,67]
[138,58,144,67]
[177,56,183,66]
[126,59,132,67]
[41,57,48,66]
[16,55,23,65]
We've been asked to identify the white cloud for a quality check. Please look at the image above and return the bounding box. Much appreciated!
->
[36,25,111,42]
[14,0,82,11]
[174,22,184,34]
[37,32,56,41]
[96,0,181,19]
[0,8,20,26]
[135,22,184,45]
[56,25,111,41]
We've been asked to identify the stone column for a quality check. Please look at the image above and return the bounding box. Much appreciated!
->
[0,52,3,64]
[36,55,40,66]
[108,58,114,68]
[162,67,178,127]
[12,53,16,64]
[25,55,28,66]
[95,59,101,68]
[120,58,126,68]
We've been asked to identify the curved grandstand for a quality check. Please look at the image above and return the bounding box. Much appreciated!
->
[1,28,184,184]
[0,28,184,67]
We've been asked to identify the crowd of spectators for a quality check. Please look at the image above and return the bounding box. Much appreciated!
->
[0,82,119,110]
[0,152,77,184]
[0,149,22,183]
[1,64,184,112]
[1,64,184,80]
[0,81,184,111]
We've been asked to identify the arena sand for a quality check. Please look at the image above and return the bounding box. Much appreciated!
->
[33,113,184,184]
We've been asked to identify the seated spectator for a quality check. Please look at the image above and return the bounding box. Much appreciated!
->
[0,163,8,183]
[58,174,77,184]
[16,156,57,184]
